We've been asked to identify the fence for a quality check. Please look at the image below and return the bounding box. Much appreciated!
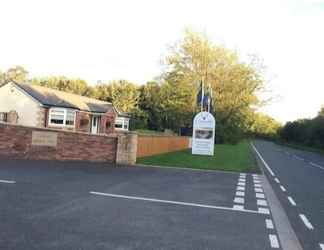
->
[137,134,190,158]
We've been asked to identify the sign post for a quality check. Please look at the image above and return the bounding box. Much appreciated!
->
[192,111,215,156]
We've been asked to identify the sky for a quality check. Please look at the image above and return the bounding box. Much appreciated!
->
[0,0,323,123]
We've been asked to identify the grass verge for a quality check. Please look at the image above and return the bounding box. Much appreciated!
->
[137,141,259,173]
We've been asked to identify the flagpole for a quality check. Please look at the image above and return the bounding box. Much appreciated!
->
[200,80,204,112]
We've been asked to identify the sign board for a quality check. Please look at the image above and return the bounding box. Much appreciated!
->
[192,112,215,156]
[32,131,58,147]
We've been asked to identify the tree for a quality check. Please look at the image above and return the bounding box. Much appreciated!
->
[318,106,324,117]
[0,66,28,85]
[94,80,140,113]
[162,30,266,142]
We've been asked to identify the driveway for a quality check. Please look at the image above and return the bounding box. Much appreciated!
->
[0,160,280,250]
[253,140,324,250]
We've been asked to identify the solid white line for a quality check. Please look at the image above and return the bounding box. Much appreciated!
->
[299,214,314,230]
[293,155,304,161]
[269,234,280,248]
[266,219,274,229]
[280,185,286,192]
[0,179,16,184]
[90,191,262,214]
[274,178,280,183]
[251,143,275,176]
[319,243,324,250]
[287,196,296,206]
[309,162,324,171]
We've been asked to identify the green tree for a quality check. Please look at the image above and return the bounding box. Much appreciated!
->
[163,30,265,142]
[0,66,28,85]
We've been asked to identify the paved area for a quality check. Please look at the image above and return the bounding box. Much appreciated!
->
[253,140,324,250]
[0,160,281,250]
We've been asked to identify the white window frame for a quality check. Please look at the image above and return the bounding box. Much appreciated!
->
[48,108,76,128]
[115,117,129,131]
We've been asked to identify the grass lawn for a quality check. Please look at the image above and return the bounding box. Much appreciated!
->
[137,141,258,173]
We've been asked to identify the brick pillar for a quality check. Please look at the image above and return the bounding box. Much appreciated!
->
[116,132,138,165]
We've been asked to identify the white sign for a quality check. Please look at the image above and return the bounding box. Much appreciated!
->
[192,112,215,156]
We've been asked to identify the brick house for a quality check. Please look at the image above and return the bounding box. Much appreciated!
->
[0,81,118,135]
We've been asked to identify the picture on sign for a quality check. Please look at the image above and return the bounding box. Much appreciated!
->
[195,129,213,139]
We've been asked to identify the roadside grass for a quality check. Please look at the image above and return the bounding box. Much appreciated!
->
[137,141,259,173]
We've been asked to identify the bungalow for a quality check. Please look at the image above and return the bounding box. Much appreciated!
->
[0,81,123,135]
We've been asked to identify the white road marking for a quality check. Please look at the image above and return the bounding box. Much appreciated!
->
[254,183,262,188]
[235,191,245,197]
[256,193,265,199]
[280,185,286,192]
[238,178,246,182]
[254,180,261,184]
[255,188,263,193]
[269,234,280,248]
[238,182,246,186]
[293,155,304,161]
[287,196,296,206]
[258,207,270,214]
[236,186,245,191]
[251,143,276,176]
[234,197,245,204]
[319,243,324,250]
[299,214,314,230]
[257,199,268,206]
[274,178,280,183]
[266,219,274,229]
[90,192,263,214]
[252,174,259,177]
[233,205,244,210]
[309,162,324,171]
[0,179,16,184]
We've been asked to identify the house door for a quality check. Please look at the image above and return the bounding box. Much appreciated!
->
[91,116,100,134]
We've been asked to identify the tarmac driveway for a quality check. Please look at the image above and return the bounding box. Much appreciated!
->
[0,160,281,250]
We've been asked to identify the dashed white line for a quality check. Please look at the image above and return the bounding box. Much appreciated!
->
[234,197,245,204]
[266,219,274,229]
[0,179,16,184]
[255,188,263,193]
[90,192,263,214]
[258,207,270,214]
[257,199,268,206]
[319,243,324,250]
[253,180,261,184]
[287,196,296,206]
[309,162,324,171]
[256,193,265,199]
[238,178,246,182]
[280,185,286,192]
[236,186,245,191]
[238,182,246,186]
[254,183,262,188]
[293,155,304,161]
[235,191,245,197]
[233,205,244,210]
[299,214,314,230]
[269,234,280,248]
[274,178,280,183]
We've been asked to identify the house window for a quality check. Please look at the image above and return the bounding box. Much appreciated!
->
[49,108,76,127]
[115,117,129,130]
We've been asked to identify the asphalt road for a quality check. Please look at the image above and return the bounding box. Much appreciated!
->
[253,140,324,250]
[0,160,279,250]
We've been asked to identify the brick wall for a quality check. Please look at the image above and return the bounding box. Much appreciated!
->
[137,134,190,158]
[0,122,117,162]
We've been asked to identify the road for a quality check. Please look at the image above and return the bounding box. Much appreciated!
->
[253,140,324,250]
[0,159,279,250]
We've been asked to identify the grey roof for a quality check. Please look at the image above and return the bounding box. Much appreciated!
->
[14,82,116,113]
